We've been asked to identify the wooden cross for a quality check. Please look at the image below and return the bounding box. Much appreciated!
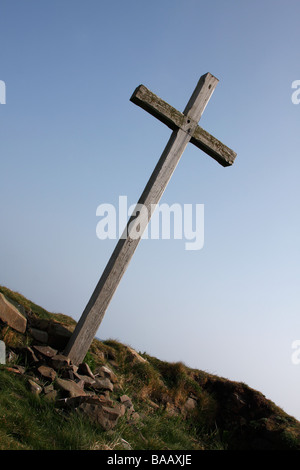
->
[64,73,237,364]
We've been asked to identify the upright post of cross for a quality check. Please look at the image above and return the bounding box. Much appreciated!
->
[64,73,237,364]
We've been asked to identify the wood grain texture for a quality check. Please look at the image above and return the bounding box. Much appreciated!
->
[191,126,236,166]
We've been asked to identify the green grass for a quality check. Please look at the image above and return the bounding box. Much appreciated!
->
[0,367,130,450]
[0,368,87,450]
[0,366,225,450]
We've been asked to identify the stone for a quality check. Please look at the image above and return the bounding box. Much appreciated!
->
[28,379,43,395]
[126,346,147,364]
[55,397,82,409]
[57,395,111,410]
[4,366,22,374]
[11,365,26,374]
[43,383,58,400]
[37,365,57,381]
[96,390,110,400]
[120,395,134,410]
[0,293,27,333]
[74,379,85,390]
[47,322,73,350]
[23,346,39,364]
[27,317,50,331]
[33,345,58,359]
[95,365,117,383]
[77,403,122,431]
[0,340,5,364]
[43,383,54,394]
[6,349,18,363]
[90,377,114,392]
[60,368,76,381]
[44,389,58,401]
[77,362,95,379]
[184,397,197,412]
[119,404,126,416]
[51,354,71,370]
[73,372,96,387]
[27,316,73,350]
[55,378,87,398]
[29,327,48,344]
[119,395,135,418]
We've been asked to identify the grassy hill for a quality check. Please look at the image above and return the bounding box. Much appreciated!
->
[0,284,299,451]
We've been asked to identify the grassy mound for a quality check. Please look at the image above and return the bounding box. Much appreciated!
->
[0,285,299,451]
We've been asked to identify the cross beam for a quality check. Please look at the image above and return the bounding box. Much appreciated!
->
[64,73,237,364]
[130,83,236,167]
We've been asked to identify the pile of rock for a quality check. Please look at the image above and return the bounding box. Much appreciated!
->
[0,292,140,432]
[5,343,138,431]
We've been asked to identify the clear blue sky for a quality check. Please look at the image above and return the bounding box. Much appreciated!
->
[1,0,300,420]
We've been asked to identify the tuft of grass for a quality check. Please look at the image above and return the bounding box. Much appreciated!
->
[0,367,109,450]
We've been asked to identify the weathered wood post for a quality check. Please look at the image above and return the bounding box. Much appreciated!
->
[64,73,237,364]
